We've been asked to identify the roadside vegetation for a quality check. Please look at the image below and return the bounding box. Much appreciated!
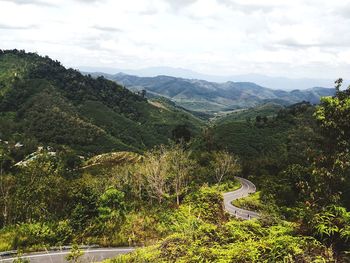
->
[232,191,266,213]
[0,141,241,252]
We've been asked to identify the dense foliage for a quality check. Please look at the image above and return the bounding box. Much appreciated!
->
[109,221,333,262]
[0,50,349,262]
[0,140,241,251]
[0,49,203,156]
[108,81,350,262]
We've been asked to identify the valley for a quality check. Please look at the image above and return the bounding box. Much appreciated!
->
[90,72,335,113]
[1,0,349,261]
[0,50,349,262]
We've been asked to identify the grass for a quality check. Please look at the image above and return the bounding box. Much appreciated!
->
[216,103,284,124]
[232,191,265,212]
[0,227,15,251]
[212,179,241,193]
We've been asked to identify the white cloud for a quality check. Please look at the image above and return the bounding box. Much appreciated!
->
[0,0,56,6]
[0,0,349,79]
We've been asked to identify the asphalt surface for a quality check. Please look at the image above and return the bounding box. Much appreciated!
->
[0,248,135,263]
[223,176,260,220]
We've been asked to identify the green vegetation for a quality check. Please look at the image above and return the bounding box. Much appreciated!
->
[0,49,203,156]
[65,244,84,263]
[214,102,284,124]
[108,221,332,262]
[107,80,350,261]
[0,50,349,262]
[211,101,319,161]
[232,191,265,212]
[0,138,241,251]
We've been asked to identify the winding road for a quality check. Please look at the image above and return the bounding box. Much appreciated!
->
[0,247,135,263]
[223,176,259,220]
[0,177,258,262]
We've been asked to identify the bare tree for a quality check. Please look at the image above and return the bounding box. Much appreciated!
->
[167,143,193,205]
[0,146,14,226]
[0,174,14,226]
[142,146,169,204]
[211,151,240,184]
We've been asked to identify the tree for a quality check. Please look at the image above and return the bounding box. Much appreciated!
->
[0,145,15,226]
[98,187,126,221]
[12,254,30,263]
[311,205,350,250]
[172,125,192,143]
[202,127,215,151]
[142,146,169,204]
[97,187,126,239]
[65,244,84,263]
[256,115,262,123]
[211,151,240,184]
[314,79,350,208]
[315,78,350,153]
[167,143,194,205]
[69,174,99,231]
[0,173,15,226]
[14,153,67,222]
[262,116,268,124]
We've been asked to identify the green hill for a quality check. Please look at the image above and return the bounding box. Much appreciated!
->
[210,102,321,166]
[0,50,203,155]
[214,103,284,124]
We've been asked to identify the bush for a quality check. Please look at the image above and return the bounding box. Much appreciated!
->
[184,186,226,223]
[108,219,334,262]
[11,221,73,250]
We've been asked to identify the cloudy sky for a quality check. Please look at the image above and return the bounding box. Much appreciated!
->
[1,0,350,79]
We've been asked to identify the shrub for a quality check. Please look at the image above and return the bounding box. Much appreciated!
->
[184,186,225,223]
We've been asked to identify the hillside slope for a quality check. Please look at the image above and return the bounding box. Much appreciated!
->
[214,103,284,124]
[0,50,203,155]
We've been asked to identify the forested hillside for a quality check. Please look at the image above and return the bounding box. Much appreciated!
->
[109,82,350,262]
[0,50,203,157]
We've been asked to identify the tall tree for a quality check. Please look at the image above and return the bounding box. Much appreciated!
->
[167,143,194,205]
[211,151,240,184]
[314,79,350,208]
[315,78,350,152]
[142,146,169,204]
[0,144,14,226]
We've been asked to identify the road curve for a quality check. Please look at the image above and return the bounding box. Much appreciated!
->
[0,178,257,262]
[223,176,259,220]
[0,247,135,263]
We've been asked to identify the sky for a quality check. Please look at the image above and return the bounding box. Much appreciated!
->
[1,0,350,79]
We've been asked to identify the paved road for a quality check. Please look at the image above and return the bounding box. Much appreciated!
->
[0,177,257,262]
[0,248,135,263]
[223,176,259,220]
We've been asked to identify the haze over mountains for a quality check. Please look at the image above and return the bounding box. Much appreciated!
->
[80,66,348,91]
[89,71,335,112]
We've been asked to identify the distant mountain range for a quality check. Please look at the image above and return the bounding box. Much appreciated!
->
[79,66,348,90]
[88,72,335,112]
